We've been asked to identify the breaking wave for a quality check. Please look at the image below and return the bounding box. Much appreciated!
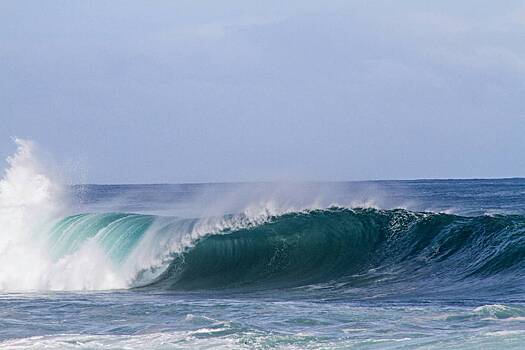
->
[1,139,524,295]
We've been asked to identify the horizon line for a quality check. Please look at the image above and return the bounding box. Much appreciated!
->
[72,177,525,187]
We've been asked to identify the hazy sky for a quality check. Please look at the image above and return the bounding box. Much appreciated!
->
[1,1,524,183]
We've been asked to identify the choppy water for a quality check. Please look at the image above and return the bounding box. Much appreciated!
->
[2,292,525,349]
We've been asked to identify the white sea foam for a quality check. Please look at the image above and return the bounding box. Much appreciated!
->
[0,332,244,350]
[0,139,125,291]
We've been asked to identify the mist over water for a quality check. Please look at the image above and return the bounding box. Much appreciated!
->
[1,139,525,349]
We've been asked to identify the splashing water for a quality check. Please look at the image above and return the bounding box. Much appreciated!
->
[0,139,125,290]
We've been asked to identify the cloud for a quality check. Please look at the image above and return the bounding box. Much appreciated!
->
[2,1,525,182]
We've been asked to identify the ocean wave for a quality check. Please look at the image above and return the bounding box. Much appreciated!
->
[1,139,524,294]
[33,207,525,292]
[147,208,525,290]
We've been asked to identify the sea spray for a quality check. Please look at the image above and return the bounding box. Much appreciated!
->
[0,139,124,291]
[0,139,65,290]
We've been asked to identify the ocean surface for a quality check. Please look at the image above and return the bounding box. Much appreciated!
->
[1,142,525,349]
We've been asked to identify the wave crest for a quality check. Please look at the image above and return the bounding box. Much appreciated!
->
[145,208,525,291]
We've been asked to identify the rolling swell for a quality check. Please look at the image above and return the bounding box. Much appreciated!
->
[150,208,525,291]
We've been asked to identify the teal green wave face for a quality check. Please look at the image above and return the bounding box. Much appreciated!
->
[44,208,525,293]
[145,208,525,292]
[48,213,155,264]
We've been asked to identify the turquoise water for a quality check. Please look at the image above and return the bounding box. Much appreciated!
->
[1,180,525,349]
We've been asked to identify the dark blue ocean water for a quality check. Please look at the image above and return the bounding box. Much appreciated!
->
[1,179,525,349]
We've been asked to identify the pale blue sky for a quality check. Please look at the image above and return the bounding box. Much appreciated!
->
[1,1,524,183]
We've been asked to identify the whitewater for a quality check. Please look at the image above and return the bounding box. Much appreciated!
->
[1,139,525,349]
